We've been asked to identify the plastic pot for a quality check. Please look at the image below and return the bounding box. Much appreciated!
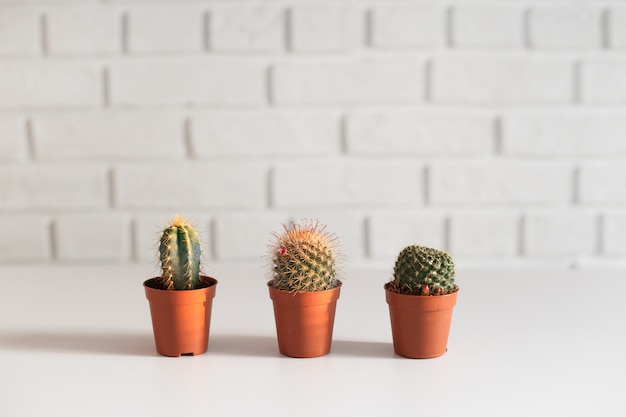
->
[385,285,458,359]
[268,282,342,358]
[144,276,217,357]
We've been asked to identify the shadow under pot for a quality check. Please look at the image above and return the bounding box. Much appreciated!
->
[144,276,218,357]
[268,282,342,358]
[385,285,458,359]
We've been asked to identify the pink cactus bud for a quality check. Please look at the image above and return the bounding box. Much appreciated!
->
[435,287,442,295]
[421,285,430,296]
[277,247,288,256]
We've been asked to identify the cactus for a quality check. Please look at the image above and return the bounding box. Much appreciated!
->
[390,245,456,296]
[157,215,202,290]
[268,220,340,292]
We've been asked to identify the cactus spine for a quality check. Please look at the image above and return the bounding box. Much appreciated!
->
[269,220,339,292]
[158,215,201,290]
[391,245,456,296]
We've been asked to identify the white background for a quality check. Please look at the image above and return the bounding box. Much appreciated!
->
[1,1,626,269]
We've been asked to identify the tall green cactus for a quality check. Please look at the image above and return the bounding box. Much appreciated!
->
[269,220,340,292]
[158,215,201,290]
[391,245,456,296]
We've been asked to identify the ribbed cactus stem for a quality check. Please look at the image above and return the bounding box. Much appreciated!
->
[159,215,201,290]
[269,220,340,292]
[392,245,456,296]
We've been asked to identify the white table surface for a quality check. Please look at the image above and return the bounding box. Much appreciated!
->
[0,265,624,417]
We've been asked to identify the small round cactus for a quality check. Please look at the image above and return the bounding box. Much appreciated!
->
[157,215,202,290]
[268,220,340,292]
[389,245,457,296]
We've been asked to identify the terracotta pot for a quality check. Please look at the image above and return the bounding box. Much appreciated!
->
[385,285,458,359]
[268,282,342,358]
[144,276,217,357]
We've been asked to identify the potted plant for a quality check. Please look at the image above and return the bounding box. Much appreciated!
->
[385,245,459,359]
[143,215,218,357]
[267,220,342,358]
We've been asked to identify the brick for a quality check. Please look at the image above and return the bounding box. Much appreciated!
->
[430,161,572,205]
[47,6,121,55]
[285,211,366,261]
[0,8,40,56]
[191,110,340,157]
[370,5,442,48]
[128,6,202,53]
[210,5,284,52]
[273,57,423,104]
[0,116,25,160]
[609,8,626,48]
[115,162,267,209]
[580,162,626,204]
[450,212,519,256]
[0,215,49,262]
[32,111,185,159]
[346,111,494,155]
[452,5,523,48]
[503,111,626,156]
[0,165,108,210]
[55,214,129,261]
[0,62,101,108]
[603,212,626,254]
[133,213,211,262]
[110,58,265,106]
[272,160,424,208]
[368,212,445,259]
[214,212,291,261]
[290,6,361,52]
[432,57,573,104]
[582,58,626,103]
[529,6,601,49]
[525,211,596,255]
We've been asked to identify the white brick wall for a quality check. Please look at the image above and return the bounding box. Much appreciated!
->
[450,211,519,257]
[529,6,601,49]
[47,6,121,55]
[191,110,340,157]
[54,214,130,261]
[452,5,523,49]
[0,117,25,160]
[502,111,626,155]
[370,5,443,49]
[1,0,625,270]
[430,161,573,205]
[0,62,101,108]
[346,111,494,155]
[432,56,573,104]
[110,58,266,106]
[128,6,203,54]
[525,211,597,256]
[32,111,186,159]
[0,8,41,56]
[272,160,424,208]
[582,58,626,103]
[609,8,626,48]
[210,5,284,52]
[272,57,424,104]
[0,165,109,210]
[0,215,49,262]
[289,6,362,52]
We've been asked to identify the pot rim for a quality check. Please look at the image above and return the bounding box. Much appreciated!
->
[268,280,342,306]
[144,275,218,291]
[385,284,458,312]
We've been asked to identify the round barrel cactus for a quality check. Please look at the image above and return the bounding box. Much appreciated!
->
[157,215,202,290]
[391,245,456,296]
[268,220,340,292]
